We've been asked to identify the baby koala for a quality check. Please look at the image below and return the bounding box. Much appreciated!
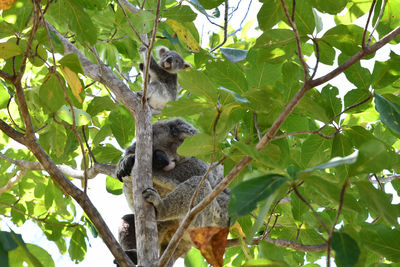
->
[139,46,191,112]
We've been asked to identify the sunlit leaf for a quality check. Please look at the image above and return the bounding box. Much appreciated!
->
[0,42,21,59]
[374,93,400,135]
[360,225,400,261]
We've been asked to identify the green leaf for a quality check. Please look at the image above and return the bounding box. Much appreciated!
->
[9,231,45,267]
[301,135,332,168]
[0,42,22,59]
[86,96,116,116]
[360,225,400,262]
[349,140,400,176]
[291,191,308,224]
[56,105,91,126]
[59,53,84,74]
[339,54,371,90]
[69,228,87,263]
[321,85,342,120]
[184,248,207,267]
[178,133,214,158]
[318,40,335,65]
[356,181,399,225]
[179,70,218,102]
[246,50,283,88]
[109,105,135,148]
[49,123,67,158]
[343,89,371,113]
[162,5,197,21]
[257,0,284,31]
[64,0,97,45]
[198,0,225,9]
[220,48,247,63]
[302,151,357,173]
[205,60,248,94]
[105,176,123,195]
[3,0,33,32]
[233,141,279,169]
[243,258,290,267]
[374,93,400,135]
[309,0,348,14]
[330,134,354,178]
[0,231,18,251]
[255,29,295,50]
[331,232,360,267]
[371,52,400,89]
[228,174,289,223]
[292,0,315,34]
[39,73,64,113]
[128,10,155,34]
[322,24,366,56]
[92,144,122,163]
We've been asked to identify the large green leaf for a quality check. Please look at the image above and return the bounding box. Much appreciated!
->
[198,0,225,9]
[64,0,97,45]
[109,105,135,148]
[184,248,207,267]
[86,96,116,116]
[371,52,400,89]
[255,29,295,50]
[246,50,283,88]
[228,174,289,223]
[349,140,400,176]
[105,176,123,195]
[205,60,248,94]
[0,42,22,59]
[356,181,399,225]
[321,24,367,56]
[374,93,400,135]
[162,5,197,21]
[59,53,84,74]
[56,105,91,126]
[339,55,371,90]
[179,70,218,102]
[309,0,348,14]
[343,89,371,113]
[257,0,284,31]
[360,225,400,261]
[39,73,65,113]
[331,232,360,267]
[69,228,87,263]
[0,231,18,251]
[301,135,332,168]
[2,0,33,32]
[321,85,342,120]
[330,134,354,178]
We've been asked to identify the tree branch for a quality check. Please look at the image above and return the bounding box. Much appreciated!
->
[210,0,229,53]
[0,152,116,180]
[0,170,26,196]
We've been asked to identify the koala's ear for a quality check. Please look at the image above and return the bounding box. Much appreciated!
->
[169,118,199,139]
[156,46,169,58]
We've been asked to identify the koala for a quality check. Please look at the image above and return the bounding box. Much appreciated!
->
[114,119,229,266]
[138,46,191,112]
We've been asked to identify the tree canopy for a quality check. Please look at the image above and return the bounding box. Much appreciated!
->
[1,0,400,266]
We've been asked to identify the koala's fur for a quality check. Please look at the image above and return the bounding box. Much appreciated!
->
[138,46,191,112]
[115,119,229,266]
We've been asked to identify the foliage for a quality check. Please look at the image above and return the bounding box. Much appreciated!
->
[1,0,400,266]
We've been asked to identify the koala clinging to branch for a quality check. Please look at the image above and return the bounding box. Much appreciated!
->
[138,46,191,113]
[115,119,229,266]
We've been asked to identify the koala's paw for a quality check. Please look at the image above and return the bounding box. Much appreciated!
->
[116,154,136,182]
[142,188,161,207]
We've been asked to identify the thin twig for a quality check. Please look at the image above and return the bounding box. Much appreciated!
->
[293,186,330,234]
[141,0,162,101]
[367,0,387,46]
[116,0,146,46]
[362,0,376,48]
[210,0,229,53]
[280,0,308,81]
[253,113,262,141]
[310,38,320,79]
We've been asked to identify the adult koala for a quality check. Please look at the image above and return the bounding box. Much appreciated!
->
[115,119,229,266]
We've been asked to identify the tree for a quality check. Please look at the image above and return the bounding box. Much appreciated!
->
[0,0,400,266]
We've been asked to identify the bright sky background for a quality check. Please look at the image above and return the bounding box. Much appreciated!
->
[2,1,400,267]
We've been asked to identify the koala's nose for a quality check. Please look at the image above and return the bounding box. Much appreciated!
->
[166,56,173,63]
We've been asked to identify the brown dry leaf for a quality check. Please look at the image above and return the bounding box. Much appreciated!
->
[189,226,229,267]
[230,221,246,238]
[0,0,16,10]
[60,66,82,103]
